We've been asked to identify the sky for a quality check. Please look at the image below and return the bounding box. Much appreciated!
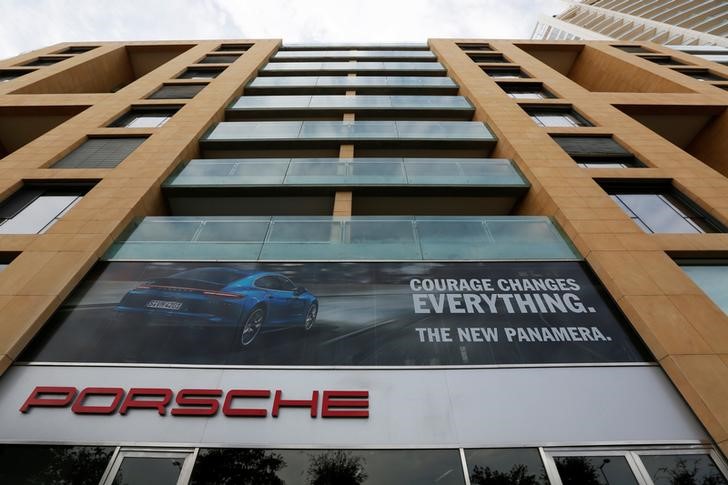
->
[0,0,566,60]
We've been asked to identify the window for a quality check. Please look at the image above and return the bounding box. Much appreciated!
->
[678,262,728,315]
[544,448,728,485]
[23,56,71,67]
[189,449,466,485]
[0,69,35,83]
[148,84,206,99]
[216,43,253,52]
[552,135,642,167]
[177,68,224,80]
[469,53,507,63]
[101,449,196,485]
[639,55,684,66]
[60,45,98,54]
[0,445,115,485]
[674,68,726,82]
[457,43,492,51]
[614,45,652,54]
[603,183,723,234]
[525,107,591,127]
[0,185,92,234]
[465,448,549,485]
[0,253,18,272]
[499,82,554,99]
[52,137,146,168]
[483,67,529,79]
[110,107,179,128]
[198,54,240,64]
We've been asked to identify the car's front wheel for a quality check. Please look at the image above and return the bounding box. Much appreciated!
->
[241,307,266,346]
[304,303,318,330]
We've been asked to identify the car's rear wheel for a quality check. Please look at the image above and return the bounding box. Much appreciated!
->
[241,307,266,346]
[304,303,318,330]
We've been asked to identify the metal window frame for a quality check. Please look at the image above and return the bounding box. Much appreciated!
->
[98,446,198,485]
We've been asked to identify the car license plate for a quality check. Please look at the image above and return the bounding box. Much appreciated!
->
[146,300,183,310]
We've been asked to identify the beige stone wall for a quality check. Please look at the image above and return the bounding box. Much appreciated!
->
[431,38,728,456]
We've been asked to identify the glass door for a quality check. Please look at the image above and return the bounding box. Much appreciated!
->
[99,448,196,485]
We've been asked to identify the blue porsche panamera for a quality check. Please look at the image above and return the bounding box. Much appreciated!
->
[115,268,318,346]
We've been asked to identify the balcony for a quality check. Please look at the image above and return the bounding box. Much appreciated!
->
[104,216,579,262]
[226,95,474,120]
[259,61,445,76]
[200,120,496,153]
[164,158,526,188]
[273,50,437,61]
[245,76,458,95]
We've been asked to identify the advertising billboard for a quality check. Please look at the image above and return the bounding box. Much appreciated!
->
[21,261,649,365]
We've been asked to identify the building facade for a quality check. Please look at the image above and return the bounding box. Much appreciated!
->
[533,0,728,48]
[0,39,727,484]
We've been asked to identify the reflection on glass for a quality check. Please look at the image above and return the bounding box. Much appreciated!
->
[112,457,183,485]
[0,195,80,234]
[641,454,728,485]
[466,448,549,485]
[189,449,465,485]
[682,265,728,314]
[0,444,114,485]
[262,61,444,71]
[274,50,436,59]
[248,76,457,88]
[610,194,713,234]
[205,121,493,142]
[107,216,580,262]
[230,95,471,110]
[554,456,638,485]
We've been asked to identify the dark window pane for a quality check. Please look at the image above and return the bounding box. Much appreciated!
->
[178,68,223,79]
[615,45,651,53]
[111,109,177,128]
[641,454,728,485]
[199,55,240,64]
[217,43,253,51]
[61,46,98,54]
[52,137,146,168]
[190,449,466,485]
[615,194,704,234]
[149,84,206,99]
[0,444,114,485]
[466,448,549,485]
[552,136,631,158]
[554,455,639,485]
[0,69,36,82]
[112,457,183,485]
[458,43,493,51]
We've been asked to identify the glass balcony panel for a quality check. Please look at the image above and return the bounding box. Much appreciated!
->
[247,76,457,88]
[299,120,398,139]
[308,95,393,108]
[274,50,437,59]
[230,96,312,109]
[416,219,493,260]
[196,220,270,242]
[262,62,444,71]
[486,218,572,259]
[124,219,200,242]
[105,217,579,261]
[389,95,471,108]
[166,158,522,187]
[395,121,493,140]
[206,121,302,140]
[267,218,341,242]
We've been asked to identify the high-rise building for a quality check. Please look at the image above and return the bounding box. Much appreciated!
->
[533,0,728,48]
[0,39,727,484]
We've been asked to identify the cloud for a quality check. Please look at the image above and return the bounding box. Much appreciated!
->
[0,0,565,60]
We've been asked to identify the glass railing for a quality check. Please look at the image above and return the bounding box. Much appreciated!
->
[228,95,472,110]
[164,158,527,187]
[203,121,496,142]
[274,50,437,60]
[247,76,458,89]
[104,216,580,261]
[261,61,445,72]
